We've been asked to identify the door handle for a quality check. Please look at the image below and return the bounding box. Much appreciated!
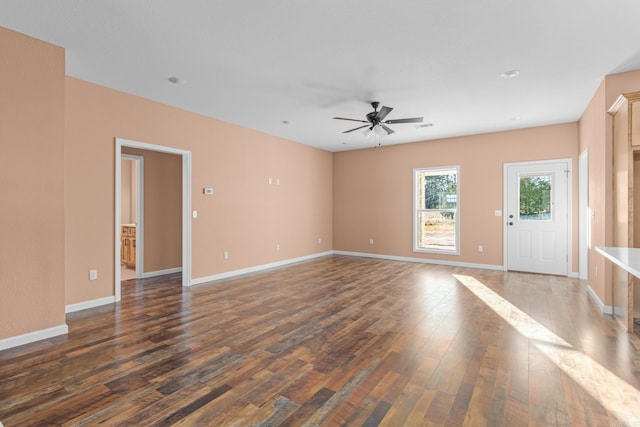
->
[508,222,513,226]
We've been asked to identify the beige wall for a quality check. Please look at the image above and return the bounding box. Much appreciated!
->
[333,123,579,268]
[122,148,182,273]
[121,159,135,225]
[64,77,333,305]
[0,28,66,339]
[3,23,638,344]
[579,81,609,304]
[579,69,640,307]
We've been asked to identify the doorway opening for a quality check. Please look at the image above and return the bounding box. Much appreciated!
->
[120,154,143,282]
[115,138,192,302]
[579,150,589,280]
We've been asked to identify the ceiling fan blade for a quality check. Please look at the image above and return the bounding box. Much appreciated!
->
[375,106,393,121]
[333,117,368,123]
[343,124,371,134]
[385,117,424,124]
[380,124,395,135]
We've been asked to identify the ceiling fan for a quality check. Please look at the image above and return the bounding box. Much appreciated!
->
[333,102,423,136]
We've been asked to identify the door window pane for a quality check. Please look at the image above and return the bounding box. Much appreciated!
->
[519,174,551,221]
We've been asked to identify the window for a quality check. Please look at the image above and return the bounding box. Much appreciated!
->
[519,173,552,221]
[414,166,459,254]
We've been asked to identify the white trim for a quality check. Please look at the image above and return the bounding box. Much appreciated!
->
[122,154,144,279]
[585,282,613,315]
[579,149,589,280]
[503,158,573,276]
[0,324,68,352]
[568,271,579,279]
[182,153,192,286]
[334,250,503,271]
[115,146,122,301]
[116,138,192,300]
[65,296,116,313]
[141,267,183,279]
[190,251,333,286]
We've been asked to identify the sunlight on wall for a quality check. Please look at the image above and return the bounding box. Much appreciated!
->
[453,274,640,426]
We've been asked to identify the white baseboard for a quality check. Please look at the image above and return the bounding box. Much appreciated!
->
[568,272,579,278]
[66,296,116,314]
[585,282,613,315]
[0,324,68,352]
[333,250,504,271]
[141,267,182,279]
[190,251,333,286]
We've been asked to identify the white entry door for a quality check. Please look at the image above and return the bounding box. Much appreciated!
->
[505,160,570,275]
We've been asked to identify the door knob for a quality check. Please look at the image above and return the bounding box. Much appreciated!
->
[508,222,513,226]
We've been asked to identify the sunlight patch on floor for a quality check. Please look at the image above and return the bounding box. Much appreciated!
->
[453,274,640,426]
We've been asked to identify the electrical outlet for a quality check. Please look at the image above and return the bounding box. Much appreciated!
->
[318,237,322,244]
[89,269,98,280]
[276,244,280,251]
[223,251,229,260]
[595,266,598,277]
[478,245,483,253]
[369,238,374,245]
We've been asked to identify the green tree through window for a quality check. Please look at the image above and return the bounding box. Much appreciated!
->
[519,174,551,220]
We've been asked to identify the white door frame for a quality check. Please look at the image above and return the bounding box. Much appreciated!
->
[121,154,144,279]
[115,138,192,302]
[502,158,573,276]
[578,149,589,280]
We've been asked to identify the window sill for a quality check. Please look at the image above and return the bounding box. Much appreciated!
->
[413,248,460,256]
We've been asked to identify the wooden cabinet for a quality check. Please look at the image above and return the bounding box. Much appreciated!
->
[609,91,640,331]
[121,225,136,268]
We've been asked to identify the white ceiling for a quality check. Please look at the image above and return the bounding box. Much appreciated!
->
[2,1,640,152]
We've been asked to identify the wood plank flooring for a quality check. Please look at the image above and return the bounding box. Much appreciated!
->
[1,255,640,426]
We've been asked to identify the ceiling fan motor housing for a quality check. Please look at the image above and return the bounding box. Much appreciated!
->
[367,102,380,124]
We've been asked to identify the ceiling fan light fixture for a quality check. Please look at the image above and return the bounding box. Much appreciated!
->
[373,125,387,137]
[363,127,373,137]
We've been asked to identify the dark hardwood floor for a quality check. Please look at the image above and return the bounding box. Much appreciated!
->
[1,255,640,426]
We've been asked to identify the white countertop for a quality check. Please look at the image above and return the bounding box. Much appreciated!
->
[595,246,640,279]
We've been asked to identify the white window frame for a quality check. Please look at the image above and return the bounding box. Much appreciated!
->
[413,165,460,255]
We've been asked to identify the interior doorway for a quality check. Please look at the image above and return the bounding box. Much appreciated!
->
[115,138,192,302]
[579,150,589,280]
[120,154,143,281]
